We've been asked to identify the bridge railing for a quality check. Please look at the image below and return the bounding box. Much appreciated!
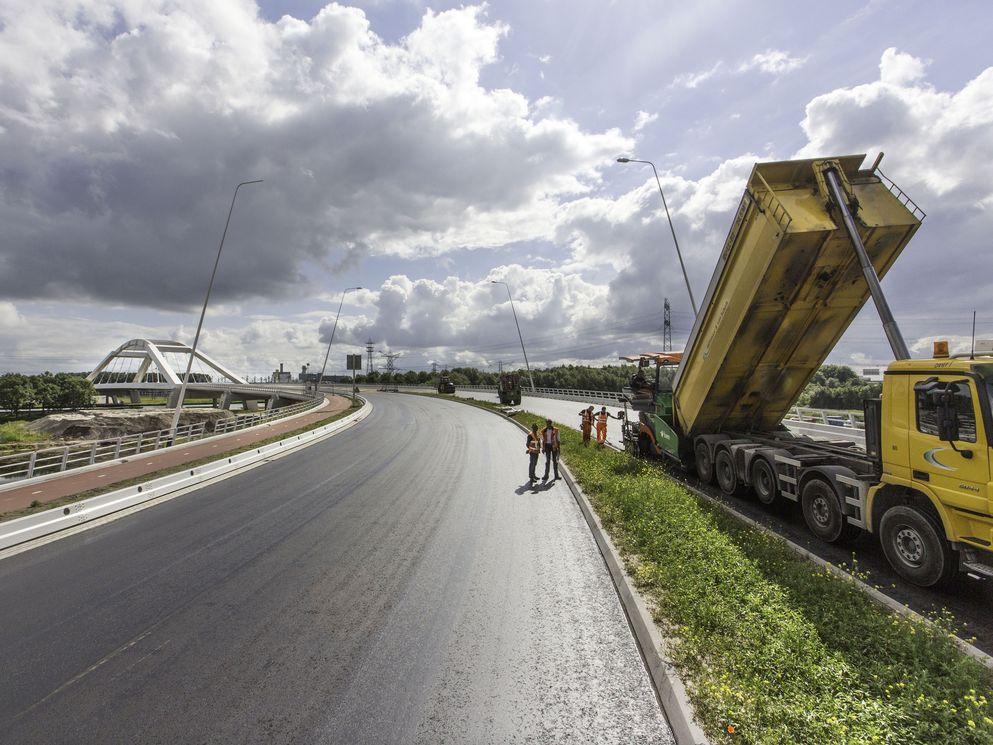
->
[0,392,327,486]
[213,396,324,435]
[0,421,208,483]
[386,383,626,405]
[785,406,865,430]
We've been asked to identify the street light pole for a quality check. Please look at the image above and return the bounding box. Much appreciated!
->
[491,280,535,392]
[171,179,262,435]
[617,157,697,316]
[317,286,361,397]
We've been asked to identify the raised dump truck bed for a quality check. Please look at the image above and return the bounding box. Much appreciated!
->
[672,154,924,437]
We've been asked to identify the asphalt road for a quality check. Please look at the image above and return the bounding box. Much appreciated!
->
[0,393,672,744]
[452,389,993,655]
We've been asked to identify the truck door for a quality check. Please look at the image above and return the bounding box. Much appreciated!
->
[908,377,990,515]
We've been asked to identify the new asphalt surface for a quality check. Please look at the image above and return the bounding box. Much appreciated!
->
[0,393,673,744]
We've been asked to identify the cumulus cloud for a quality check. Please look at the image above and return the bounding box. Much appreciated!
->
[798,47,992,205]
[632,110,658,132]
[0,302,23,328]
[0,1,629,309]
[314,266,629,368]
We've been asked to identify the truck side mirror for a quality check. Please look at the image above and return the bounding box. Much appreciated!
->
[934,390,960,443]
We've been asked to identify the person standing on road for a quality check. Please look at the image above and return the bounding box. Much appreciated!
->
[526,423,541,485]
[596,406,621,447]
[579,406,594,446]
[541,418,561,481]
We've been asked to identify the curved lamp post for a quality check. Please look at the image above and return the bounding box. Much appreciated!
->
[317,286,362,396]
[617,157,697,316]
[171,179,263,435]
[490,280,535,392]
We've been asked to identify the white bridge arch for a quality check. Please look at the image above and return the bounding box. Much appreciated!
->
[87,339,306,409]
[87,339,246,388]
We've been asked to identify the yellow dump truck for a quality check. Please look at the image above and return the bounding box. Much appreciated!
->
[631,154,993,586]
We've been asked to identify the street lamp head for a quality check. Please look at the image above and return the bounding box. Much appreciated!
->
[616,157,630,163]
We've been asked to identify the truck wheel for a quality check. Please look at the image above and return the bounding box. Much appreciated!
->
[638,433,653,458]
[694,441,714,484]
[751,458,778,506]
[801,478,857,544]
[879,505,957,587]
[714,449,742,496]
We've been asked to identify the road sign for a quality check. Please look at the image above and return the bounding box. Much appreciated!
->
[346,354,363,371]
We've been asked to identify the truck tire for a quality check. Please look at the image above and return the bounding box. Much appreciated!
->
[879,505,957,587]
[694,441,714,484]
[751,458,778,506]
[801,478,858,544]
[714,449,742,496]
[638,433,653,458]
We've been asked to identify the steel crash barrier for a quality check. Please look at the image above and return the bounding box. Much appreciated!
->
[0,393,325,487]
[388,384,626,405]
[385,385,865,440]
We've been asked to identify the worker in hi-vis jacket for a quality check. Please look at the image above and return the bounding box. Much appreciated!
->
[595,406,621,447]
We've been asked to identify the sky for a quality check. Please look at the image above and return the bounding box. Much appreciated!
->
[1,0,991,379]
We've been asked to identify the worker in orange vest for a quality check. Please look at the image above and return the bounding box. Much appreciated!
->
[541,418,561,481]
[579,405,594,446]
[595,406,621,447]
[526,423,541,485]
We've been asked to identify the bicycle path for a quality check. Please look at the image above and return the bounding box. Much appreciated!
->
[0,396,352,516]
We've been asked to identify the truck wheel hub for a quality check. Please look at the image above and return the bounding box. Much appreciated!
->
[811,496,831,526]
[895,527,924,565]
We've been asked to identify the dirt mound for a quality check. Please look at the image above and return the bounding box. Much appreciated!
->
[25,409,236,441]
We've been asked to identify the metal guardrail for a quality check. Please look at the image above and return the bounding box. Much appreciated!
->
[786,406,865,430]
[390,383,625,405]
[387,384,862,428]
[0,392,325,486]
[0,422,208,483]
[213,396,323,435]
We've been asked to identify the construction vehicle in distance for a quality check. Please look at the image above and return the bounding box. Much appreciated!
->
[498,372,522,405]
[437,373,456,394]
[623,154,993,587]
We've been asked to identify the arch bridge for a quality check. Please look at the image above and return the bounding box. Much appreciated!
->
[87,339,310,410]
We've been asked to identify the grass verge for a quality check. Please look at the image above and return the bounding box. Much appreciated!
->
[514,411,993,744]
[0,421,45,446]
[0,400,362,524]
[408,393,993,743]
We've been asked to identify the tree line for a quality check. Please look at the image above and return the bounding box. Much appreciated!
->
[0,373,96,415]
[795,364,882,410]
[356,361,877,411]
[352,364,639,390]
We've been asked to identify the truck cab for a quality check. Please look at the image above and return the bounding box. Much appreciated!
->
[868,349,993,582]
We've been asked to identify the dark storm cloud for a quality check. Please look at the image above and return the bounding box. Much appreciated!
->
[0,2,627,309]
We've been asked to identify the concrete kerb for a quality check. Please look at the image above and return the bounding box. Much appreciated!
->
[408,392,708,745]
[0,393,337,494]
[0,397,372,556]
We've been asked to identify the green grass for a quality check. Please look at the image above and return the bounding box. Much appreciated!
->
[506,411,993,744]
[0,400,362,524]
[0,421,45,445]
